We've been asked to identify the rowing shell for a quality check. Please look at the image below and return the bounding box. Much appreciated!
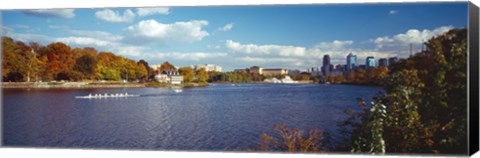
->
[75,95,140,99]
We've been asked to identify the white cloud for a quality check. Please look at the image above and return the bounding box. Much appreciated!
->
[4,32,53,45]
[219,23,234,31]
[149,52,227,61]
[136,7,170,16]
[125,19,209,44]
[389,10,398,14]
[95,9,135,23]
[235,56,298,63]
[207,45,221,49]
[23,9,75,19]
[48,25,69,29]
[114,46,147,57]
[55,37,112,47]
[314,40,353,50]
[225,40,306,57]
[372,26,454,56]
[1,26,14,35]
[69,30,123,41]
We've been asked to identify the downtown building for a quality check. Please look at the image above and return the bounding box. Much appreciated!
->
[388,57,399,66]
[346,53,357,71]
[321,54,334,76]
[366,56,376,68]
[378,58,389,67]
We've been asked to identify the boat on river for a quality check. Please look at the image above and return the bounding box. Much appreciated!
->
[75,93,140,99]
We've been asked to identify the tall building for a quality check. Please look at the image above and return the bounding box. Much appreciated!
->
[335,64,346,72]
[388,57,399,66]
[346,53,357,71]
[322,54,331,76]
[192,64,222,72]
[378,58,388,67]
[366,56,376,68]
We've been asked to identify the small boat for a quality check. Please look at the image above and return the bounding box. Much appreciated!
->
[172,87,183,93]
[75,93,140,99]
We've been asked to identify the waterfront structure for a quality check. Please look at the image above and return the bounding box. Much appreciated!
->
[192,64,222,72]
[366,56,376,68]
[281,76,298,84]
[346,53,357,71]
[389,57,399,65]
[379,58,389,67]
[249,66,263,74]
[264,77,281,83]
[154,69,184,84]
[263,68,288,76]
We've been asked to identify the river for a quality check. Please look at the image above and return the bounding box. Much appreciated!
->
[2,83,382,151]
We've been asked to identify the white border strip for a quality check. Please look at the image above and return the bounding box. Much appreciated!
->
[0,0,469,10]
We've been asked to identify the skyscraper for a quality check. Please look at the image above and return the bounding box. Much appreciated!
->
[366,56,376,68]
[346,53,357,71]
[388,57,399,66]
[322,54,331,76]
[378,58,388,67]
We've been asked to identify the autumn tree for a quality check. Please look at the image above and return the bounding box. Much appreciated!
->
[195,68,209,83]
[73,54,97,80]
[137,59,153,80]
[344,28,468,154]
[45,42,74,80]
[179,67,194,83]
[158,61,176,73]
[135,62,148,80]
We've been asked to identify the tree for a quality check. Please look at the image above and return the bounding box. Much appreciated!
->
[179,67,194,83]
[135,62,148,80]
[334,75,346,83]
[195,68,209,83]
[2,37,16,80]
[344,28,468,154]
[73,55,97,80]
[158,61,176,73]
[46,42,74,80]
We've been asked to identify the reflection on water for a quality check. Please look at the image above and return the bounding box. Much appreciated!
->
[2,83,382,151]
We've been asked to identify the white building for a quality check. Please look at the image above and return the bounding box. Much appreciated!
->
[191,64,222,72]
[154,70,184,84]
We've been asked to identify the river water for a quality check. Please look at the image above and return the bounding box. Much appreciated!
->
[2,83,382,151]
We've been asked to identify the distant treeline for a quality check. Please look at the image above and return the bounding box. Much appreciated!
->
[2,36,153,82]
[205,67,390,86]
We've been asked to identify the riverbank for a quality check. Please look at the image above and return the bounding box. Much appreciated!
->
[1,82,146,89]
[1,81,213,89]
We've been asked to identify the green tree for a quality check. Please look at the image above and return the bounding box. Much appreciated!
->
[73,55,97,80]
[344,28,468,154]
[179,67,194,83]
[195,68,209,83]
[135,62,148,80]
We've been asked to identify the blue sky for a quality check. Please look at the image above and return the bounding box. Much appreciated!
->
[1,2,468,71]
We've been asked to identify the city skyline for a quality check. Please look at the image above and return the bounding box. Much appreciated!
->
[1,3,468,71]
